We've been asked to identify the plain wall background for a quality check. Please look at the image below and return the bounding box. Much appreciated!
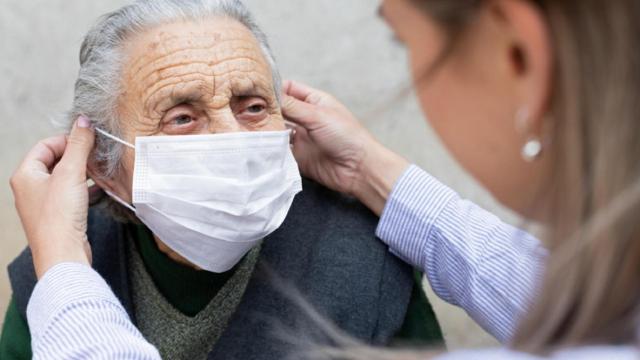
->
[0,0,512,349]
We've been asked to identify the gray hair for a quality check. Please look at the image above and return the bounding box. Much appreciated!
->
[65,0,281,180]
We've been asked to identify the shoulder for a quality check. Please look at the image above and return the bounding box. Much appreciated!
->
[286,178,380,236]
[274,177,407,266]
[270,178,391,268]
[259,178,415,341]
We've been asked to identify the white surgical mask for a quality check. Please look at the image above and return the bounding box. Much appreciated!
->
[96,128,302,273]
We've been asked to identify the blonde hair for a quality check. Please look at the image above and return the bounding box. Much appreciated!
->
[405,0,640,353]
[294,0,640,357]
[511,0,640,351]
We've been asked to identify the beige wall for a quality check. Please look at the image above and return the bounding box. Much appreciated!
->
[0,0,509,349]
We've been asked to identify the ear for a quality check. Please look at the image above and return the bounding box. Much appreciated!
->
[87,160,132,204]
[492,0,553,133]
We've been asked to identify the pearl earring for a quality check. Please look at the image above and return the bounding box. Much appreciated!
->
[521,137,543,162]
[515,108,543,162]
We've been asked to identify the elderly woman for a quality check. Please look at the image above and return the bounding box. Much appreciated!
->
[0,1,443,359]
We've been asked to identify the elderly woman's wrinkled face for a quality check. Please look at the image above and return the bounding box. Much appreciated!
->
[113,18,284,266]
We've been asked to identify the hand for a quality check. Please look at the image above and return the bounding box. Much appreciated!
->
[282,80,409,215]
[10,116,95,279]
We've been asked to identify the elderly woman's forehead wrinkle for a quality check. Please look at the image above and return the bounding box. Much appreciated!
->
[141,63,216,109]
[141,62,273,116]
[117,18,281,137]
[125,20,268,79]
[130,47,265,100]
[231,75,275,99]
[136,48,266,97]
[144,80,211,118]
[130,38,258,81]
[127,27,271,85]
[128,39,262,84]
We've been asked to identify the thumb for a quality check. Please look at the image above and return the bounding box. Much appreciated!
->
[282,95,321,129]
[58,116,95,177]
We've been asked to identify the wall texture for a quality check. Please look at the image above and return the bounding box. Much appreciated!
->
[0,0,509,349]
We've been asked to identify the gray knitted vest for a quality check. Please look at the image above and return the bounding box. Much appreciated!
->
[10,179,418,360]
[129,240,260,360]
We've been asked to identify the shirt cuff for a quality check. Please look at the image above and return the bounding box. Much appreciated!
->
[26,262,121,340]
[376,165,458,269]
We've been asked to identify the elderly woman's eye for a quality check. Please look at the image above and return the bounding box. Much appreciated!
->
[161,104,203,135]
[172,114,194,125]
[247,104,266,113]
[232,96,269,124]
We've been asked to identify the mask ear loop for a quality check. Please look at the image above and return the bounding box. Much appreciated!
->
[104,190,137,213]
[95,128,135,149]
[95,128,137,212]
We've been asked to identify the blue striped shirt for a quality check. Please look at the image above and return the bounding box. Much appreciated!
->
[26,165,638,359]
[28,263,160,359]
[377,165,547,343]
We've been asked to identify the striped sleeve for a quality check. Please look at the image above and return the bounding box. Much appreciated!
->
[376,165,548,343]
[27,262,160,359]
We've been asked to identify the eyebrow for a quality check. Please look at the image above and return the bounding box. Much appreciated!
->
[170,92,203,106]
[146,87,206,115]
[231,81,275,101]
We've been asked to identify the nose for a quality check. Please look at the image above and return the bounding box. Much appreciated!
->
[206,109,247,134]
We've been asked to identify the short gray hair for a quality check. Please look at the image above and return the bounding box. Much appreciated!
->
[66,0,281,180]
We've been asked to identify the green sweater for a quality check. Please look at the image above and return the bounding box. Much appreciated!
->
[0,225,443,358]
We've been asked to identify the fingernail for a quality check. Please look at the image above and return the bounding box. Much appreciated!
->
[77,116,91,129]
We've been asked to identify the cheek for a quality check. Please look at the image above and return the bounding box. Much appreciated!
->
[264,113,286,131]
[119,148,136,196]
[416,67,481,161]
[405,24,517,177]
[269,114,287,131]
[416,64,511,178]
[415,64,545,213]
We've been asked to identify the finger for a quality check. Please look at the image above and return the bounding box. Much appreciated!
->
[284,120,298,130]
[283,80,325,105]
[282,95,321,129]
[290,124,313,171]
[20,135,68,175]
[57,116,95,178]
